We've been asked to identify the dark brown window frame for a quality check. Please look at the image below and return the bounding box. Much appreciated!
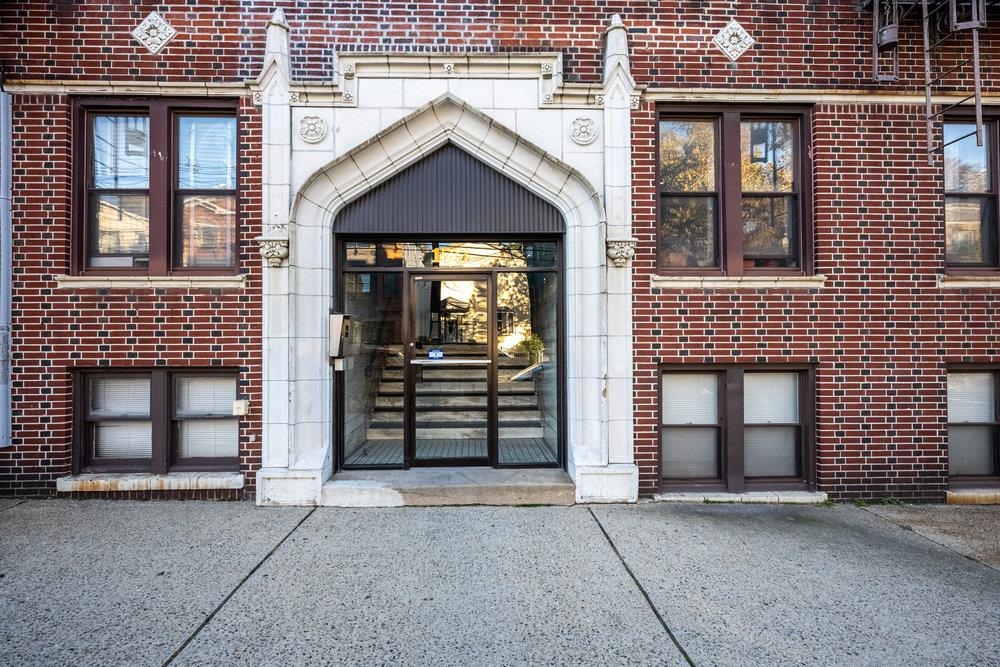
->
[946,365,1000,488]
[942,114,1000,275]
[72,97,240,276]
[658,364,816,493]
[656,105,814,277]
[72,368,241,475]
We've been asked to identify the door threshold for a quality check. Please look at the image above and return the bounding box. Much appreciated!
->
[319,467,575,507]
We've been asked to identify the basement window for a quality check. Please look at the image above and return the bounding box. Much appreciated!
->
[947,370,1000,485]
[660,366,815,492]
[657,106,813,277]
[75,370,240,474]
[74,99,238,275]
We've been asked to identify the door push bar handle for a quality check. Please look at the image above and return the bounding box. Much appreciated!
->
[408,359,492,366]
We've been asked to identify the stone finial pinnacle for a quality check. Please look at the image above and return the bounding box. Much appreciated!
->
[269,8,288,29]
[609,14,624,29]
[604,13,630,82]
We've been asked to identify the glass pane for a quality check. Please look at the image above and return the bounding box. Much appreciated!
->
[948,372,995,422]
[176,195,236,268]
[659,120,716,192]
[497,272,559,465]
[944,123,991,192]
[662,427,718,478]
[177,116,237,190]
[663,373,718,425]
[175,375,236,417]
[660,196,717,268]
[371,242,557,269]
[177,419,239,458]
[948,425,996,475]
[945,196,997,265]
[92,115,149,189]
[342,273,404,466]
[741,120,794,192]
[91,194,150,267]
[744,372,799,424]
[89,376,150,418]
[744,426,799,477]
[741,195,798,266]
[413,278,490,461]
[94,421,152,459]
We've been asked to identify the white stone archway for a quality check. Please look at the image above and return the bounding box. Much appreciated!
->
[252,13,639,506]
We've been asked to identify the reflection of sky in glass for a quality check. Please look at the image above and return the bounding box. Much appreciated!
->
[93,116,149,189]
[944,123,990,192]
[178,117,236,190]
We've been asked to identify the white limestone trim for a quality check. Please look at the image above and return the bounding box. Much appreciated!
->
[652,491,828,504]
[650,275,827,289]
[54,274,247,289]
[946,488,1000,505]
[936,274,1000,288]
[56,472,244,493]
[3,80,246,96]
[644,87,1000,105]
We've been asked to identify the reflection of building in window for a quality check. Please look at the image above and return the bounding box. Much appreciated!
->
[178,195,236,267]
[497,308,515,335]
[96,196,150,258]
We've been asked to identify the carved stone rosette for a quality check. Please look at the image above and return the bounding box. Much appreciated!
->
[257,236,290,268]
[606,238,638,268]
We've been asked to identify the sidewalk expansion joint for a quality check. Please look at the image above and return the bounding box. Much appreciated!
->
[0,499,29,512]
[587,507,695,667]
[859,506,1000,575]
[161,507,317,666]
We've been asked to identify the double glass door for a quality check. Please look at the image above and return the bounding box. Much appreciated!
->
[339,240,561,469]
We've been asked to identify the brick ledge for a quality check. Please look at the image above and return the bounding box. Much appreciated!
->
[56,472,245,493]
[54,275,247,289]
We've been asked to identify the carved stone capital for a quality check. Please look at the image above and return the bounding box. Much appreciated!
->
[256,236,290,268]
[606,238,637,268]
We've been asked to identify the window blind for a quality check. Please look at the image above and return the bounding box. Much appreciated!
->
[662,427,718,478]
[662,373,718,424]
[94,422,152,458]
[177,420,238,458]
[744,426,798,477]
[947,372,994,423]
[174,375,236,417]
[744,372,798,424]
[88,376,150,418]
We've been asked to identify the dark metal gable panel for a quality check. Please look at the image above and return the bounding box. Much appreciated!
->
[333,143,564,235]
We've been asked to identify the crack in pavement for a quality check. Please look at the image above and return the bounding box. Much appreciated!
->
[162,507,318,666]
[587,507,695,666]
[0,499,29,512]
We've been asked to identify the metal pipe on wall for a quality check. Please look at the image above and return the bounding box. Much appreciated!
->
[0,90,12,447]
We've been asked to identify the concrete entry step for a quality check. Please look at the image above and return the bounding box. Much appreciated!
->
[319,467,575,507]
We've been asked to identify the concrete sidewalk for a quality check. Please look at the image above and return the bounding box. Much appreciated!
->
[1,500,998,666]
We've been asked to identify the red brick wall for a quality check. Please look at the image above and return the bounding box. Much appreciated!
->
[2,1,1000,500]
[0,95,263,496]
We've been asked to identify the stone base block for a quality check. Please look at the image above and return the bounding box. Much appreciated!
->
[573,463,639,503]
[256,468,323,506]
[946,488,1000,505]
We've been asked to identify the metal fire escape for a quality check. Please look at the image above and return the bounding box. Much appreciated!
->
[861,0,990,157]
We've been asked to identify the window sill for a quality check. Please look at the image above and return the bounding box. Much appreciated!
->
[650,274,827,289]
[937,274,1000,288]
[946,488,1000,505]
[652,490,827,504]
[56,472,244,493]
[54,274,247,289]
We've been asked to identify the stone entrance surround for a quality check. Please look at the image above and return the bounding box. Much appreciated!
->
[251,11,640,505]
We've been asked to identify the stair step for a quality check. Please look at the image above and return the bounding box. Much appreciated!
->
[385,358,532,371]
[378,381,536,394]
[372,409,543,423]
[375,395,539,408]
[365,426,545,440]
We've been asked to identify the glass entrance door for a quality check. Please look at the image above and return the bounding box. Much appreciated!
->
[407,275,494,465]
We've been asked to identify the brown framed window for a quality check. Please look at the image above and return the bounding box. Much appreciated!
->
[660,366,815,492]
[75,369,240,474]
[947,370,1000,484]
[657,107,812,276]
[74,99,238,275]
[943,119,999,270]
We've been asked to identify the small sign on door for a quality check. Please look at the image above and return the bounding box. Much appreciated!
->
[428,349,444,360]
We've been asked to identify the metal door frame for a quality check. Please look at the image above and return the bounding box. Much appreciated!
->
[404,271,497,468]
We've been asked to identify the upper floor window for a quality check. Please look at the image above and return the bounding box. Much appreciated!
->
[943,120,999,269]
[75,99,238,274]
[657,107,812,276]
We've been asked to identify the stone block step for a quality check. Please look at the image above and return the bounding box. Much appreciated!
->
[375,394,539,408]
[372,409,543,423]
[365,426,545,440]
[378,381,536,395]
